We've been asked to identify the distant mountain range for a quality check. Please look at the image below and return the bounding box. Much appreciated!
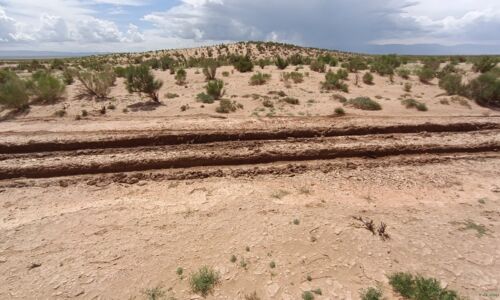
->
[0,50,100,59]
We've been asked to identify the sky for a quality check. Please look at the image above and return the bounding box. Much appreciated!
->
[1,0,500,54]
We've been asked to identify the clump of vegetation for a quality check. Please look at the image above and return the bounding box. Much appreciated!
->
[233,55,254,72]
[360,287,383,300]
[203,60,218,81]
[371,54,401,76]
[62,68,74,85]
[222,71,229,77]
[142,286,165,300]
[125,64,163,102]
[397,68,411,79]
[302,291,314,300]
[176,267,184,276]
[165,93,179,99]
[404,82,412,92]
[473,56,498,73]
[76,67,116,99]
[346,97,382,110]
[321,71,348,92]
[175,68,187,85]
[457,219,488,237]
[334,107,346,116]
[189,266,220,297]
[333,94,347,103]
[347,56,368,72]
[0,70,31,110]
[439,73,464,95]
[310,60,326,73]
[244,292,261,300]
[282,72,304,83]
[216,99,243,113]
[402,98,428,111]
[417,67,435,84]
[250,72,271,85]
[363,72,374,85]
[467,70,500,108]
[206,79,225,100]
[388,272,460,300]
[230,255,237,263]
[30,71,66,104]
[269,261,276,269]
[262,99,274,108]
[275,56,289,70]
[282,97,300,105]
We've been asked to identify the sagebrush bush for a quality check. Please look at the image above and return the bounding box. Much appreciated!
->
[233,56,254,72]
[62,68,74,85]
[175,68,187,85]
[0,70,30,109]
[359,287,383,300]
[363,72,374,85]
[336,68,349,80]
[275,56,289,70]
[282,72,304,83]
[31,70,66,104]
[473,56,497,73]
[347,56,368,72]
[417,67,435,83]
[206,79,224,100]
[389,272,460,300]
[125,64,163,102]
[216,99,243,113]
[402,98,428,111]
[189,266,220,297]
[467,71,500,107]
[404,82,412,92]
[321,71,348,92]
[334,107,345,116]
[397,68,411,79]
[371,54,401,76]
[203,60,218,81]
[439,73,463,95]
[310,60,326,73]
[346,97,381,110]
[250,72,271,85]
[76,67,116,99]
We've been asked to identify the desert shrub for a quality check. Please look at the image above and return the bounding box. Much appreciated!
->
[203,60,218,80]
[318,54,338,66]
[222,71,230,77]
[175,68,187,85]
[216,99,242,113]
[205,79,224,100]
[275,56,289,70]
[371,54,401,76]
[363,72,374,85]
[282,72,304,83]
[76,67,116,99]
[389,272,460,300]
[262,99,274,108]
[438,63,458,78]
[142,286,165,300]
[31,71,66,104]
[334,107,345,116]
[439,73,464,95]
[422,57,441,72]
[417,67,435,83]
[404,82,412,92]
[50,59,65,71]
[397,68,411,79]
[346,97,381,110]
[402,98,428,111]
[333,94,347,103]
[165,93,179,99]
[0,70,30,109]
[360,287,383,300]
[282,97,299,105]
[114,66,127,78]
[310,60,326,73]
[302,291,314,300]
[233,56,254,72]
[336,68,349,80]
[467,71,500,107]
[472,56,497,73]
[250,72,271,85]
[125,64,163,102]
[189,266,220,297]
[347,56,368,72]
[196,93,215,104]
[62,68,74,85]
[244,292,261,300]
[321,71,348,92]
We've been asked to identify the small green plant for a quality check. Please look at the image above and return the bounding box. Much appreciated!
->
[216,99,242,113]
[417,67,435,84]
[143,286,165,300]
[282,97,299,105]
[310,60,326,73]
[458,220,488,237]
[275,56,289,70]
[311,288,322,295]
[175,68,187,85]
[165,93,179,99]
[125,64,163,102]
[293,219,300,225]
[31,70,66,104]
[346,97,382,111]
[239,258,248,269]
[230,255,237,263]
[81,110,88,117]
[388,272,460,300]
[222,71,229,77]
[262,99,274,108]
[282,72,304,83]
[269,261,276,269]
[363,72,374,85]
[206,79,224,100]
[404,82,412,92]
[203,61,218,80]
[321,71,348,92]
[176,267,183,276]
[401,99,428,111]
[333,94,347,103]
[62,68,74,85]
[360,287,383,300]
[233,56,254,72]
[189,266,220,297]
[334,107,346,116]
[197,93,215,104]
[397,68,411,79]
[250,72,271,85]
[306,275,312,281]
[302,291,314,300]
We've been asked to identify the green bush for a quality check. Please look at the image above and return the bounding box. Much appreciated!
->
[302,291,314,300]
[114,66,127,78]
[203,60,218,81]
[360,287,383,300]
[175,68,187,85]
[336,68,349,80]
[388,272,460,300]
[310,60,326,73]
[233,56,254,72]
[206,79,224,100]
[189,266,220,297]
[196,92,215,104]
[282,72,304,83]
[467,71,500,107]
[397,68,411,79]
[422,57,441,72]
[31,70,66,104]
[0,70,30,109]
[275,56,289,70]
[346,97,381,110]
[371,54,401,76]
[404,82,412,92]
[439,73,463,95]
[76,67,116,99]
[250,72,271,85]
[473,56,497,73]
[334,107,345,116]
[216,99,243,113]
[402,98,428,111]
[321,71,348,92]
[62,68,74,85]
[363,72,374,85]
[347,56,368,72]
[125,64,163,102]
[417,67,435,83]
